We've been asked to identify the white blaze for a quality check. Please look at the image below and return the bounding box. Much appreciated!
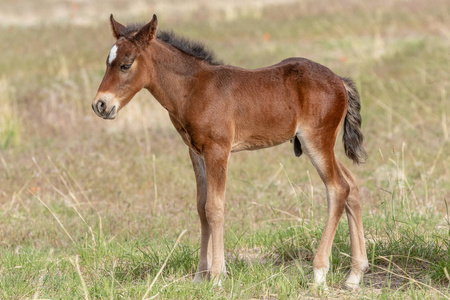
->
[108,44,118,65]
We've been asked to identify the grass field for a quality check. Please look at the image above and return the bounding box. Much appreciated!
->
[0,0,449,299]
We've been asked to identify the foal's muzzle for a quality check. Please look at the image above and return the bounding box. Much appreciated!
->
[92,99,118,120]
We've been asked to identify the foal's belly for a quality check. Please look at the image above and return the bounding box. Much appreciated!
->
[231,103,299,152]
[231,130,295,152]
[231,139,288,152]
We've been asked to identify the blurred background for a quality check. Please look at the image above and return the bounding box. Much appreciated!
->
[0,0,449,297]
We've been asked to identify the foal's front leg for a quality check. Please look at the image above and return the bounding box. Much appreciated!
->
[203,143,230,284]
[189,149,212,283]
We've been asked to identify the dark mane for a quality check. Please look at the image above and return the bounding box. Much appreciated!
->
[157,30,223,66]
[119,24,223,66]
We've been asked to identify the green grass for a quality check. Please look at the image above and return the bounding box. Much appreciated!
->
[0,0,449,299]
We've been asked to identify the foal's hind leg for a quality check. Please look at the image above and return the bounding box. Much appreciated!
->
[298,133,350,288]
[338,160,369,289]
[189,149,213,283]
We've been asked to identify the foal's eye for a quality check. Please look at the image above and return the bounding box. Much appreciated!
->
[120,64,132,71]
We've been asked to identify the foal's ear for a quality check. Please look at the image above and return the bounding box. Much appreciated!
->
[110,14,125,39]
[135,14,158,44]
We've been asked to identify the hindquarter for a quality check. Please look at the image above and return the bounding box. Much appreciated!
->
[296,62,348,134]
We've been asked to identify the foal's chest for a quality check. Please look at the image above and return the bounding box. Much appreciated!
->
[169,114,203,154]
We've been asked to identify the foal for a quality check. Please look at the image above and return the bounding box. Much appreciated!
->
[92,14,369,290]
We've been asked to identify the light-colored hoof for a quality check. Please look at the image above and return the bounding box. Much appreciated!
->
[210,272,225,288]
[309,282,329,297]
[213,278,223,288]
[344,265,366,291]
[313,267,328,286]
[310,267,329,295]
[344,281,361,292]
[193,271,209,284]
[310,282,328,290]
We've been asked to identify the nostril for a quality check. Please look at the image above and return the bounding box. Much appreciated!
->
[97,100,106,113]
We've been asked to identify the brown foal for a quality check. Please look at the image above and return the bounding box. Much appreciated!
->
[92,14,369,290]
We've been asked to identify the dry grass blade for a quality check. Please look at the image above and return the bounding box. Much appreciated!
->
[251,201,303,221]
[141,229,188,300]
[69,255,90,300]
[32,193,76,246]
[340,252,450,299]
[32,249,54,300]
[33,157,97,245]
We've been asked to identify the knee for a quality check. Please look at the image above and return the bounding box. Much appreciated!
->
[330,180,350,204]
[205,202,225,225]
[345,182,361,208]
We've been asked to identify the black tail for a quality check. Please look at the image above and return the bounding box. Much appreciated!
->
[341,77,368,164]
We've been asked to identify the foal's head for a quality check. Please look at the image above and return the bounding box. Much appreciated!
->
[92,14,158,119]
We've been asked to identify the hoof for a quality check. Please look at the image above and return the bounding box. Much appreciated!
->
[309,282,329,297]
[193,271,209,284]
[344,281,361,292]
[193,274,203,284]
[311,283,328,290]
[213,278,223,288]
[344,269,364,291]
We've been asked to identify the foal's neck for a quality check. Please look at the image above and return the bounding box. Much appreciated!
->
[145,40,211,117]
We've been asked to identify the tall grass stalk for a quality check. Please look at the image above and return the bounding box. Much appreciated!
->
[70,255,91,300]
[0,77,20,148]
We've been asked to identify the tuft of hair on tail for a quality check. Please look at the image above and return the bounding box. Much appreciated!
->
[341,77,368,164]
